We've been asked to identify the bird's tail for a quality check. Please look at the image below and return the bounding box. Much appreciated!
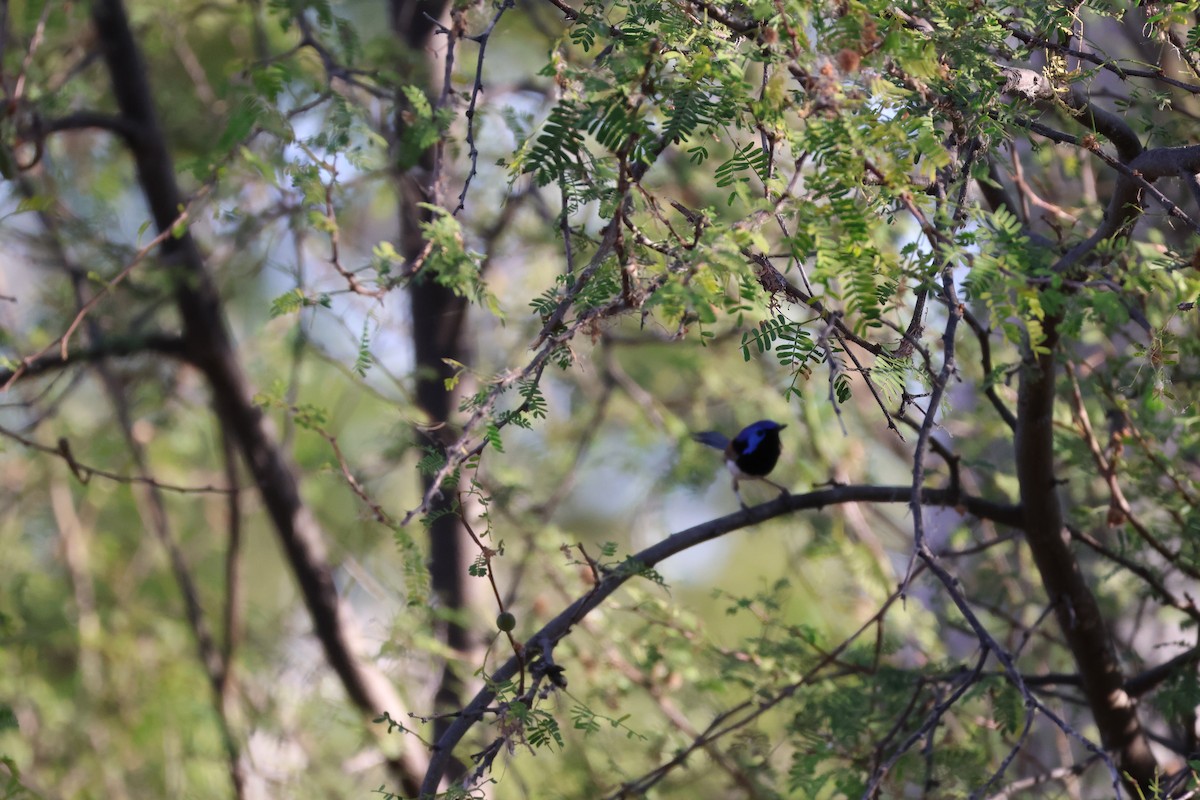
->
[692,431,729,450]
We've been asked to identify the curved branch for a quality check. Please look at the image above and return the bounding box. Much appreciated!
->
[0,333,188,386]
[1125,645,1200,698]
[418,483,1021,795]
[0,424,238,494]
[1005,26,1200,96]
[999,67,1142,162]
[41,110,144,144]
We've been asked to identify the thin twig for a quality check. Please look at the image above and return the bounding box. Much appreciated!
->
[2,209,193,391]
[455,0,516,213]
[0,426,239,494]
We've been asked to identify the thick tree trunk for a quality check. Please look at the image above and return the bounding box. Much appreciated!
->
[1014,322,1158,794]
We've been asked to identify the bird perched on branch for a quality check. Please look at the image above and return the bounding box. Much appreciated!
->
[693,420,789,508]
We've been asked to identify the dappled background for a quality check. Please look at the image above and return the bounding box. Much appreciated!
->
[2,1,1200,799]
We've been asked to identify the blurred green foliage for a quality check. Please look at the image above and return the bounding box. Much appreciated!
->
[2,0,1200,798]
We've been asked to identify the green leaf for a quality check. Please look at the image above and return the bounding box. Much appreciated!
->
[353,321,372,377]
[15,195,53,214]
[269,289,306,318]
[216,95,261,152]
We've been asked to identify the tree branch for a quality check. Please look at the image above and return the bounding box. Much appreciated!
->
[0,334,188,386]
[418,483,1022,795]
[41,110,144,144]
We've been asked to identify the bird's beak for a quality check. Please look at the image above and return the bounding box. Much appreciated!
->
[778,424,788,429]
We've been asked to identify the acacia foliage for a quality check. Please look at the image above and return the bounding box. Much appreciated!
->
[1,0,1200,799]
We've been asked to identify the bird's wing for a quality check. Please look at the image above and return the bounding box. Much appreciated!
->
[692,431,730,450]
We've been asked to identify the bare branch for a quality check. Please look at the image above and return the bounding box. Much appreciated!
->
[0,333,188,386]
[419,482,1022,795]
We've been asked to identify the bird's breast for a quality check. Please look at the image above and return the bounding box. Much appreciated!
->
[731,440,781,477]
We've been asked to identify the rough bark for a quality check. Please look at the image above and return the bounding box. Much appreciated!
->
[1015,324,1158,793]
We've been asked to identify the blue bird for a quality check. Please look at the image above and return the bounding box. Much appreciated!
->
[693,420,789,508]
